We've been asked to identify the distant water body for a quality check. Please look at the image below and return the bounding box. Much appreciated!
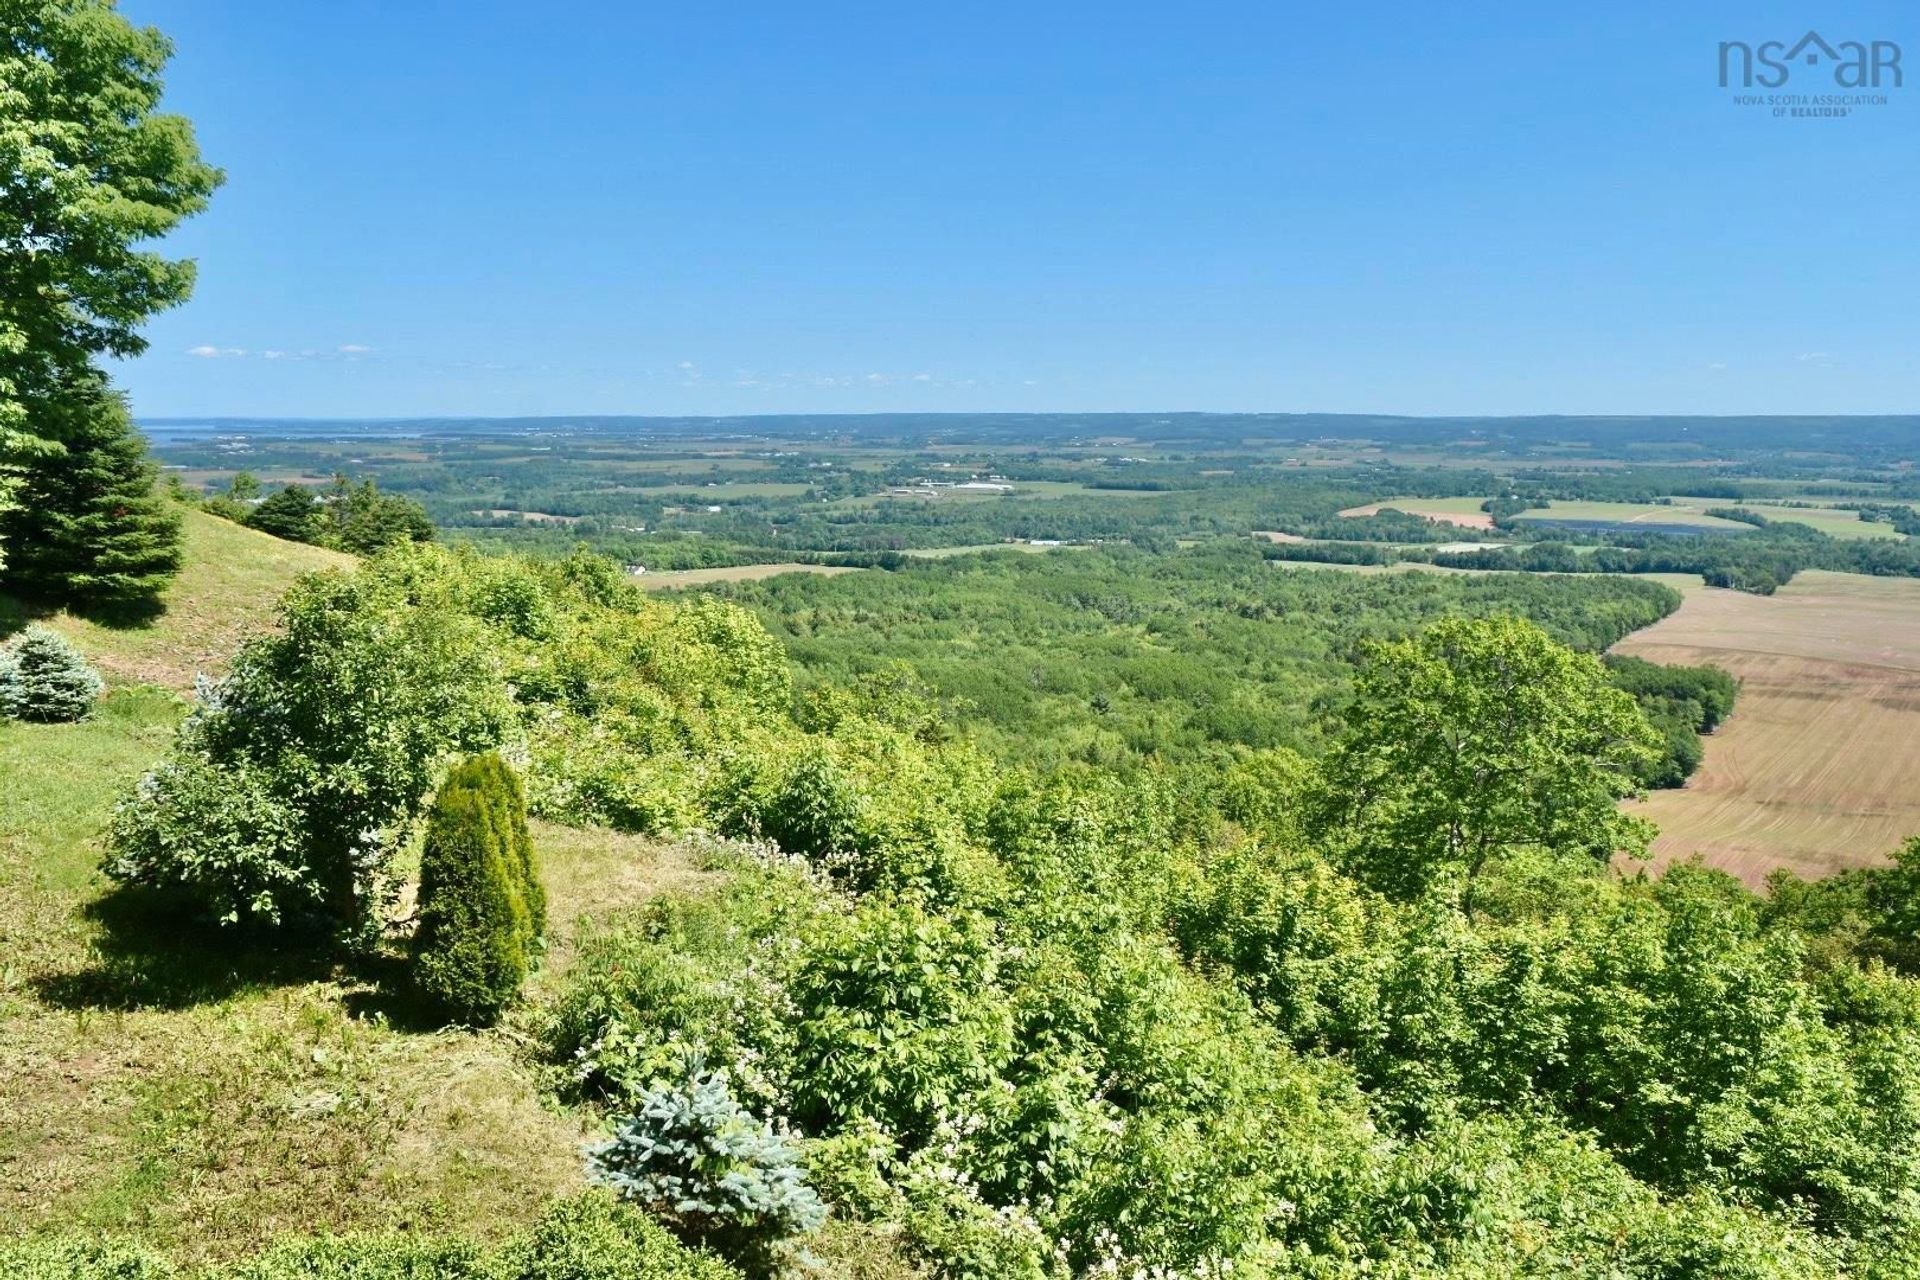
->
[139,420,429,444]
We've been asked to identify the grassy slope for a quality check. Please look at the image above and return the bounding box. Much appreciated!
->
[1,510,354,691]
[0,515,718,1264]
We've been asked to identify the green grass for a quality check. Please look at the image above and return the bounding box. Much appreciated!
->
[1509,499,1751,529]
[0,521,664,1264]
[0,689,696,1263]
[1,509,352,691]
[1668,497,1905,541]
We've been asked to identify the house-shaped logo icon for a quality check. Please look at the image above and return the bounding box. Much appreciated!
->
[1719,31,1903,89]
[1783,31,1841,67]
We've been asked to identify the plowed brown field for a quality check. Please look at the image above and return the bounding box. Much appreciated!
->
[1613,571,1920,885]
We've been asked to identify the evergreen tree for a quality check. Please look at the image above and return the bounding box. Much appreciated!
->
[334,478,435,555]
[0,385,183,610]
[1,0,220,572]
[413,754,540,1024]
[475,751,545,947]
[246,484,323,543]
[0,625,104,723]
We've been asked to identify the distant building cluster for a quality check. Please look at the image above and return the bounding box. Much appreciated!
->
[885,476,1015,498]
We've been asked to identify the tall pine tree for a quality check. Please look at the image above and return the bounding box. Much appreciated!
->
[0,383,183,611]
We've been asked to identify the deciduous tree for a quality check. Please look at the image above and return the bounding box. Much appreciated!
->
[1313,615,1660,910]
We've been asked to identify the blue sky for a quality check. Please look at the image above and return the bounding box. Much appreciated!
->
[117,1,1917,419]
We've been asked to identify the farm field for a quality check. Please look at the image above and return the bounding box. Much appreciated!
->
[1338,496,1496,529]
[1613,570,1920,884]
[1512,499,1749,529]
[633,562,862,588]
[1338,494,1903,541]
[1668,497,1905,540]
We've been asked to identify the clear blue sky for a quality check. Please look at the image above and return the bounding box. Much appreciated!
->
[117,0,1918,419]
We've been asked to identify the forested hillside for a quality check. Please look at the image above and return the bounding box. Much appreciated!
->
[712,545,1712,780]
[10,534,1920,1278]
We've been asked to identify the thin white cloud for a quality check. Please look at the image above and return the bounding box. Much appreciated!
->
[189,343,373,361]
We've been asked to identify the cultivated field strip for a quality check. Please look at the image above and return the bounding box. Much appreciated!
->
[1613,571,1920,884]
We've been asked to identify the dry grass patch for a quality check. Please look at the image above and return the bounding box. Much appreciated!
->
[1338,497,1497,530]
[636,563,861,589]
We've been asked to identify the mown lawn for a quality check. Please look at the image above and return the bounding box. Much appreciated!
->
[1,510,352,691]
[0,690,618,1261]
[0,574,733,1264]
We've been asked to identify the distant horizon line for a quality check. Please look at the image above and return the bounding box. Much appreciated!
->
[137,410,1920,425]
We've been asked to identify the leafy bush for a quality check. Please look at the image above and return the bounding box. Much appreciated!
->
[549,856,822,1113]
[107,549,518,934]
[787,898,1012,1146]
[0,624,104,721]
[215,1237,493,1279]
[0,1238,177,1279]
[504,1192,739,1280]
[413,753,539,1024]
[106,747,307,926]
[0,1195,739,1280]
[587,1059,826,1273]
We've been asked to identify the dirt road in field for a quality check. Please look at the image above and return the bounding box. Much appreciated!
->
[1613,571,1920,885]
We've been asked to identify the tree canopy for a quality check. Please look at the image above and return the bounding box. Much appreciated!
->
[1312,614,1661,907]
[0,0,219,585]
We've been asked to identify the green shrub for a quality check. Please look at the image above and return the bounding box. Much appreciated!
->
[586,1059,826,1274]
[546,857,824,1114]
[213,1236,493,1279]
[0,624,104,721]
[106,748,308,927]
[0,1198,741,1280]
[505,1192,740,1280]
[471,751,546,946]
[787,898,1012,1146]
[413,754,537,1024]
[0,1238,176,1279]
[107,549,519,934]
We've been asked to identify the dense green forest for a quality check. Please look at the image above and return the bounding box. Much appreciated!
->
[706,544,1710,779]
